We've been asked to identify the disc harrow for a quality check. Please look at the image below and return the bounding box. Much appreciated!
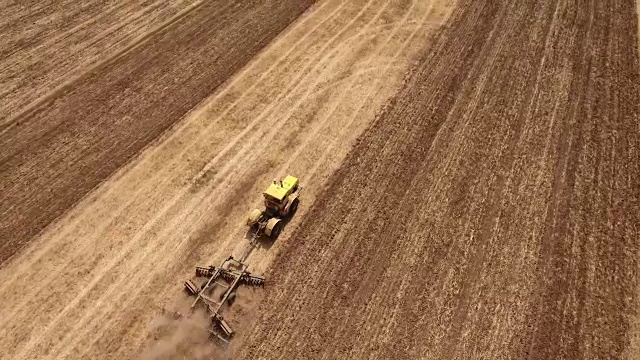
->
[184,256,264,342]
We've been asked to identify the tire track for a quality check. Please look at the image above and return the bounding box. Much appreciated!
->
[438,0,564,353]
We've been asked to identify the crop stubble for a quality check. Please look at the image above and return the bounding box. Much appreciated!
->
[0,0,314,264]
[0,0,199,120]
[239,0,640,358]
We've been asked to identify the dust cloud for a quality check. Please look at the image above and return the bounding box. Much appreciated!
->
[141,287,263,359]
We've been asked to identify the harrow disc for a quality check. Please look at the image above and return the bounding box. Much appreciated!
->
[196,266,216,277]
[184,280,199,295]
[242,273,265,286]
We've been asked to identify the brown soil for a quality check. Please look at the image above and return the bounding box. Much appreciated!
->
[0,0,453,358]
[238,0,640,359]
[624,4,640,358]
[0,0,314,264]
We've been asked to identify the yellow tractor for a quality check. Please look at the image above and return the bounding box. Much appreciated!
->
[247,175,300,238]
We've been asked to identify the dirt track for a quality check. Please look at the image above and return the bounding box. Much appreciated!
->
[0,1,453,358]
[0,0,313,262]
[239,0,640,359]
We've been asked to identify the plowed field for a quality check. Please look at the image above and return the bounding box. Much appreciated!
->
[0,1,454,358]
[239,0,640,359]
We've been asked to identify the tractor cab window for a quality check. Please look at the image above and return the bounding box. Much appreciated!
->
[264,195,281,208]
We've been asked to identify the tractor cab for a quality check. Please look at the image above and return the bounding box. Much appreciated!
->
[263,175,299,212]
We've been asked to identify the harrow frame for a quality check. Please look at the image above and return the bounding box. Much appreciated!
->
[184,256,264,342]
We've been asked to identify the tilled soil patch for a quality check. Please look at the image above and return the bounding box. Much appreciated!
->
[239,0,640,358]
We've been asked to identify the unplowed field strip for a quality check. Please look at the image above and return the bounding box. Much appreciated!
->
[0,0,314,264]
[0,1,454,358]
[0,0,199,120]
[239,0,640,359]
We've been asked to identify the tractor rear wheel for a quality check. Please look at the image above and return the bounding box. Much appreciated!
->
[271,221,283,238]
[266,218,283,238]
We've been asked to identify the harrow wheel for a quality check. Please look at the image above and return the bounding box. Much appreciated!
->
[227,292,236,304]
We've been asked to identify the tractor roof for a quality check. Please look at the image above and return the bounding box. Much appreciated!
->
[264,183,287,201]
[264,175,298,201]
[281,175,299,191]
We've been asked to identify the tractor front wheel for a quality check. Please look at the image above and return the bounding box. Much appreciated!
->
[288,198,299,217]
[247,209,262,227]
[272,221,283,238]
